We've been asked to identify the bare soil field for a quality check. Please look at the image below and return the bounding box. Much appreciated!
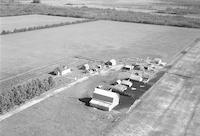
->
[0,14,86,32]
[1,20,200,81]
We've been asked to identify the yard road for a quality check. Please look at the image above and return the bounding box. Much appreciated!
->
[108,41,200,136]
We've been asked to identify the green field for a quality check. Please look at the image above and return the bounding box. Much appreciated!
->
[1,20,200,81]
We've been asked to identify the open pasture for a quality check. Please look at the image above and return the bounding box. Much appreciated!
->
[0,14,86,32]
[1,20,200,81]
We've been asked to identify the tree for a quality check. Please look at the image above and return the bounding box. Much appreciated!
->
[32,0,40,3]
[43,79,50,91]
[6,90,15,108]
[11,87,21,105]
[0,93,6,113]
[34,79,40,96]
[48,76,55,88]
[17,85,26,104]
[26,82,33,100]
[37,79,45,94]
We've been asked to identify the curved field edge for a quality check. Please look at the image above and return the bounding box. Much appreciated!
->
[0,3,200,28]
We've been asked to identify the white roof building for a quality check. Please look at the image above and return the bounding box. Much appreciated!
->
[110,59,117,66]
[154,58,162,64]
[129,74,143,82]
[55,65,71,76]
[90,88,120,111]
[83,64,90,70]
[122,65,133,70]
[60,68,71,76]
[111,84,127,93]
[121,80,133,87]
[105,59,117,66]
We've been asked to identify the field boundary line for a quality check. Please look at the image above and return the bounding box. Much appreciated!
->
[0,76,89,122]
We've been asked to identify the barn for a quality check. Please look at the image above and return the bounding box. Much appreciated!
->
[90,88,120,111]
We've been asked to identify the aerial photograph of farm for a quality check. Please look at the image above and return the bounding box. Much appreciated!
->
[0,0,200,136]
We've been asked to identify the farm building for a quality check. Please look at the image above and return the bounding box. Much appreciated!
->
[159,62,167,66]
[142,73,150,83]
[96,84,112,91]
[153,58,162,64]
[111,84,127,93]
[96,64,102,69]
[121,80,133,87]
[129,74,143,82]
[122,65,133,71]
[53,65,71,76]
[80,64,90,70]
[116,79,122,85]
[90,88,120,111]
[105,59,117,66]
[133,64,143,70]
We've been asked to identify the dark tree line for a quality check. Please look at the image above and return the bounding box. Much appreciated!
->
[0,76,55,114]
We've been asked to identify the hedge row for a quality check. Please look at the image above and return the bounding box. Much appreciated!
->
[0,76,55,114]
[0,19,94,35]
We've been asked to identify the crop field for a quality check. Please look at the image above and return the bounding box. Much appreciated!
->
[0,14,86,32]
[1,20,200,81]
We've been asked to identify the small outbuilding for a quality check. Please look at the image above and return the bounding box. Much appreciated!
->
[153,58,162,64]
[129,74,143,82]
[90,88,120,111]
[142,73,150,83]
[83,64,90,70]
[133,64,143,70]
[105,59,117,66]
[121,80,133,87]
[53,65,71,76]
[96,65,102,69]
[122,65,133,71]
[111,84,127,93]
